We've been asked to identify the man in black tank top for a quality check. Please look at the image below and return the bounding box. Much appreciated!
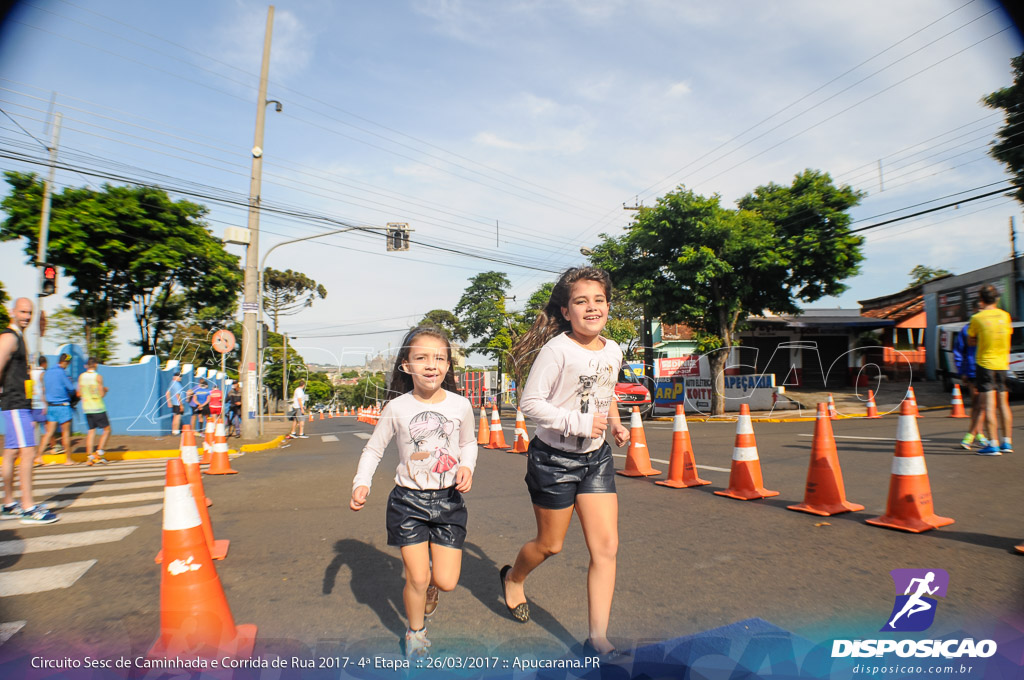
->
[0,298,58,524]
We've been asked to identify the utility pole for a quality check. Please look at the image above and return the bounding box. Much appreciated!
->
[282,332,288,405]
[34,112,62,361]
[240,6,274,440]
[1012,216,1022,320]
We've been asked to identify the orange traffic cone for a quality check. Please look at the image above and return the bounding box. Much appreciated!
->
[157,428,228,562]
[204,420,238,475]
[511,410,529,454]
[484,406,509,449]
[827,394,838,419]
[865,400,954,533]
[308,412,313,422]
[787,403,864,516]
[714,404,779,500]
[148,459,255,660]
[617,406,661,477]
[865,390,880,419]
[906,386,922,418]
[1016,542,1024,555]
[200,418,216,464]
[655,404,709,488]
[477,406,490,446]
[949,384,967,418]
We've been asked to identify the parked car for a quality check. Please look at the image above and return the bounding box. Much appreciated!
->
[615,364,652,418]
[935,321,1024,392]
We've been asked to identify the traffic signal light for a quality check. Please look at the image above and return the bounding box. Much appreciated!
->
[386,223,410,252]
[40,263,57,297]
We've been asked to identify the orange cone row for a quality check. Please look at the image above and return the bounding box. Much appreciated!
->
[484,406,508,450]
[655,405,709,488]
[617,406,660,477]
[511,410,529,454]
[865,389,879,418]
[714,404,778,500]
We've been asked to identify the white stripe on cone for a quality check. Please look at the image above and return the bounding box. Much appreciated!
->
[732,446,759,462]
[630,410,642,428]
[180,445,199,465]
[896,415,921,442]
[673,412,689,431]
[163,484,202,531]
[735,416,753,435]
[891,457,928,476]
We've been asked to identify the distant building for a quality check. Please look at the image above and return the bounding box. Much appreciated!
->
[858,281,933,380]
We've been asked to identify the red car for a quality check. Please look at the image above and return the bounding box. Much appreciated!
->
[615,365,652,417]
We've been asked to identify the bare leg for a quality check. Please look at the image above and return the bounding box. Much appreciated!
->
[505,505,574,608]
[968,385,985,436]
[575,493,619,654]
[36,421,56,461]
[998,391,1013,444]
[97,426,111,452]
[400,543,431,633]
[429,543,464,593]
[984,390,999,444]
[18,446,35,508]
[60,422,71,459]
[85,427,95,457]
[2,448,15,505]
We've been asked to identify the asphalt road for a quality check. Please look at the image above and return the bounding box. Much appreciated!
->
[1,406,1021,667]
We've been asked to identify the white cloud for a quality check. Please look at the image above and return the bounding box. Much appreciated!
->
[667,81,692,97]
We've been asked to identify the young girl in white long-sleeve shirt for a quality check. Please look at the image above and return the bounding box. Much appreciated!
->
[500,267,629,657]
[350,326,477,658]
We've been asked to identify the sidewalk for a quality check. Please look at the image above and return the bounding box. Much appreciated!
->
[35,417,294,463]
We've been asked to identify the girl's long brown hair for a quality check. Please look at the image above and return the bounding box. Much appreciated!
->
[387,326,459,399]
[510,267,613,372]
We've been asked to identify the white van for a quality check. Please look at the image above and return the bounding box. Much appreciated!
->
[935,321,1024,392]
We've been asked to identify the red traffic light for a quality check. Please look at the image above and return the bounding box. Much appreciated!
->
[40,263,57,297]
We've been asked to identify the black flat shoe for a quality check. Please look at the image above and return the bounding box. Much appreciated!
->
[499,565,529,622]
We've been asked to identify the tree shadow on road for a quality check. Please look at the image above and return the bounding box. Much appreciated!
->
[460,541,578,650]
[323,538,406,637]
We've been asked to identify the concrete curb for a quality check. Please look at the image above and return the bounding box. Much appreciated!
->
[33,435,287,464]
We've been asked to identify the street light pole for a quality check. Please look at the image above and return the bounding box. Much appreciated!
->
[240,5,274,440]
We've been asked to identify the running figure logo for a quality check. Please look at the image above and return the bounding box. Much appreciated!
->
[881,568,949,632]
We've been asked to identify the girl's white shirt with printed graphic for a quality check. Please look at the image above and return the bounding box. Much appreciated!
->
[520,332,623,454]
[353,390,478,493]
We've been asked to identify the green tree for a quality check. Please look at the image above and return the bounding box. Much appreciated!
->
[454,271,513,359]
[417,309,469,342]
[908,265,952,286]
[0,172,241,356]
[49,305,117,363]
[984,52,1024,204]
[593,170,863,415]
[0,280,9,327]
[262,267,328,333]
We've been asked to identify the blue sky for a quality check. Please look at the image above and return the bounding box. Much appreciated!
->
[1,0,1022,367]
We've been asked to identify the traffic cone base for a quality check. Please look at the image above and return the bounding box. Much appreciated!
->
[618,407,660,477]
[148,460,255,660]
[655,405,709,488]
[787,404,864,516]
[1016,543,1024,555]
[865,402,954,533]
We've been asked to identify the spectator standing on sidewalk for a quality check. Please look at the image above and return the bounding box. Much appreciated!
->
[968,284,1014,455]
[0,297,58,524]
[29,355,47,462]
[166,369,185,435]
[78,357,111,465]
[287,378,308,439]
[190,378,211,432]
[227,383,242,437]
[209,381,223,422]
[38,352,77,465]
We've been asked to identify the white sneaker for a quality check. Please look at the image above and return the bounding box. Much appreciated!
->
[405,628,431,658]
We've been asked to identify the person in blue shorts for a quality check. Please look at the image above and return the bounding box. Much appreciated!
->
[37,353,77,466]
[0,298,58,524]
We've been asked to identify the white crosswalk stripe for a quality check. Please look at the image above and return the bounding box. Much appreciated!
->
[353,433,371,440]
[48,492,164,510]
[0,560,97,597]
[321,435,339,442]
[0,527,138,556]
[34,478,164,496]
[0,621,26,645]
[0,461,173,643]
